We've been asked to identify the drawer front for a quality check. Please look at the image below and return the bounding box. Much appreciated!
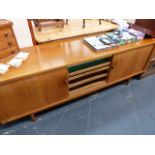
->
[0,27,14,40]
[0,38,17,51]
[0,46,18,59]
[68,57,111,73]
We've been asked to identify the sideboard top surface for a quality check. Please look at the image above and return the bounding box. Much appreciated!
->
[0,36,155,84]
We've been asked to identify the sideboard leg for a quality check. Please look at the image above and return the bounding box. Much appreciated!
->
[136,73,143,80]
[66,19,68,24]
[125,78,132,85]
[83,19,85,28]
[30,114,36,121]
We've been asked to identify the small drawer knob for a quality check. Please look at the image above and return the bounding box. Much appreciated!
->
[8,42,12,46]
[4,33,9,37]
[11,51,15,54]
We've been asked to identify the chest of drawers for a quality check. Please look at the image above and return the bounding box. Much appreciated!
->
[0,19,19,59]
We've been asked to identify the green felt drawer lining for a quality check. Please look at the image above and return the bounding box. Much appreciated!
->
[68,58,111,73]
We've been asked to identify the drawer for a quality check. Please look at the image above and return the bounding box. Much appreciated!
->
[0,27,14,40]
[0,46,18,59]
[0,38,17,51]
[68,56,112,92]
[68,56,112,73]
[69,73,108,89]
[69,65,110,81]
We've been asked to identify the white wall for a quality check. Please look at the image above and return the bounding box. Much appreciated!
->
[10,19,33,48]
[126,19,136,24]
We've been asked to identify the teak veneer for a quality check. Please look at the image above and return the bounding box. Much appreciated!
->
[0,36,155,124]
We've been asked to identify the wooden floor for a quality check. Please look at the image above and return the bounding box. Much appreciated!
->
[34,19,118,43]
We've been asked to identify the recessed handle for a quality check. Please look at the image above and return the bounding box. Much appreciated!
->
[64,79,68,85]
[110,65,114,70]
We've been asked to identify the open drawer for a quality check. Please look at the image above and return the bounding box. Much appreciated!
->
[68,55,112,92]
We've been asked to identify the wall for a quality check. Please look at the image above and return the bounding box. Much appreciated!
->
[126,19,136,24]
[10,19,33,48]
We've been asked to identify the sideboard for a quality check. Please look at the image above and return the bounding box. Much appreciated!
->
[0,36,155,124]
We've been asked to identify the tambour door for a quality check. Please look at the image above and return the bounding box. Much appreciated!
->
[108,45,153,83]
[0,68,68,124]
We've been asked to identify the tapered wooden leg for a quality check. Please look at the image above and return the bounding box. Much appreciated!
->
[125,78,132,85]
[30,114,36,121]
[136,73,143,80]
[83,19,85,28]
[66,19,68,24]
[99,19,102,25]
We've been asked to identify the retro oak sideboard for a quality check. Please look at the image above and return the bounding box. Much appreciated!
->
[0,37,155,124]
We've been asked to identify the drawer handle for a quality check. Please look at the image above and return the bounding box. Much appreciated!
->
[4,33,9,37]
[8,42,13,46]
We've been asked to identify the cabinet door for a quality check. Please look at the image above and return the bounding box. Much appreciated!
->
[0,68,68,123]
[108,45,153,83]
